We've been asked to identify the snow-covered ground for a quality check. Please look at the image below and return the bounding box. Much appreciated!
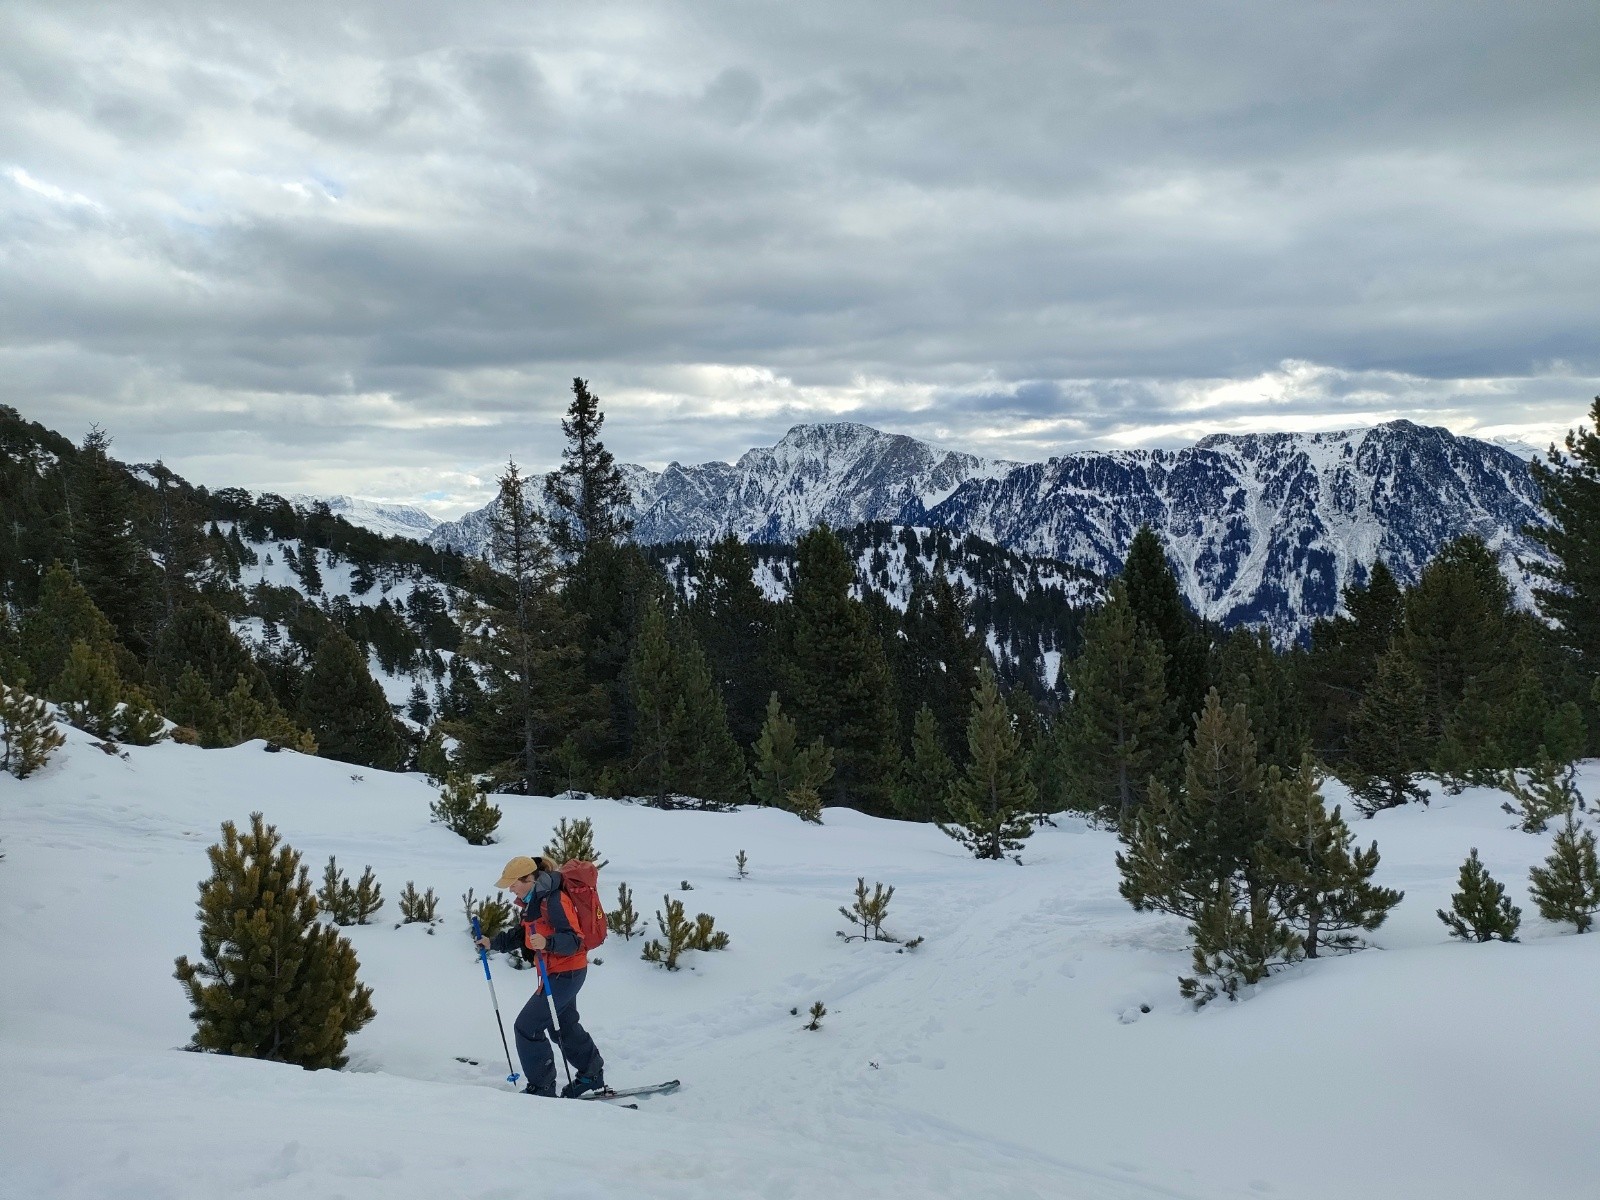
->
[3,725,1597,1199]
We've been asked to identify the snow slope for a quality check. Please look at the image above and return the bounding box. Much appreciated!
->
[3,726,1598,1199]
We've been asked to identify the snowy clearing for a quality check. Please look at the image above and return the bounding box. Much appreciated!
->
[2,725,1597,1199]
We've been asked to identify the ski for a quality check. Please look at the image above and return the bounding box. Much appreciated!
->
[576,1079,681,1102]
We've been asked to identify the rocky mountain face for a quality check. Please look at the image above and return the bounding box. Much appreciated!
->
[427,419,1549,637]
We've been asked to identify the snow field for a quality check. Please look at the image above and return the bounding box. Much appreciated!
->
[2,726,1598,1199]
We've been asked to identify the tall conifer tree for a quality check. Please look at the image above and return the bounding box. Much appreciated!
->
[785,525,900,814]
[939,664,1036,859]
[1527,397,1600,676]
[299,628,406,771]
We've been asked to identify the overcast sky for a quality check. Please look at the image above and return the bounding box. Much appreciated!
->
[3,1,1597,516]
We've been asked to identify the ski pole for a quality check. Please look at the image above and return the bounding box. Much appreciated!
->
[472,917,520,1087]
[536,951,575,1089]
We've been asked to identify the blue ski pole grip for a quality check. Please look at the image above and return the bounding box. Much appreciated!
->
[472,916,492,979]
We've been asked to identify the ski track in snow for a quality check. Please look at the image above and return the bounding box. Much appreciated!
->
[3,726,1599,1198]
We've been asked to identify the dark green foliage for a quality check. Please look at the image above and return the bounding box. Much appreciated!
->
[1527,397,1600,676]
[1437,849,1521,942]
[1342,651,1431,815]
[688,533,777,751]
[1260,762,1403,957]
[838,878,897,942]
[939,664,1037,860]
[55,640,123,737]
[1527,814,1600,933]
[150,601,263,703]
[784,525,900,815]
[544,817,606,867]
[1062,582,1174,821]
[173,814,374,1069]
[299,627,406,771]
[0,680,66,778]
[317,857,357,926]
[641,895,729,969]
[451,465,603,794]
[627,601,745,807]
[607,882,641,940]
[1301,561,1406,765]
[892,704,955,822]
[416,725,451,783]
[735,850,749,879]
[114,687,168,746]
[1179,892,1301,1004]
[431,774,502,845]
[1211,628,1308,775]
[20,563,117,692]
[901,571,985,758]
[750,692,834,821]
[804,1001,826,1030]
[1500,752,1584,834]
[1118,691,1275,925]
[1121,526,1208,735]
[69,428,161,650]
[398,882,439,925]
[542,378,634,556]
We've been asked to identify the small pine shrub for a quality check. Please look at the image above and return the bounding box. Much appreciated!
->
[318,857,357,925]
[349,866,382,925]
[1500,753,1584,834]
[606,882,641,940]
[642,895,730,969]
[804,1001,826,1031]
[1528,814,1600,933]
[431,774,501,845]
[0,682,65,778]
[544,817,607,868]
[398,881,439,925]
[1438,849,1521,943]
[173,813,374,1069]
[735,849,749,879]
[784,784,823,825]
[462,888,513,940]
[114,689,168,746]
[838,877,897,942]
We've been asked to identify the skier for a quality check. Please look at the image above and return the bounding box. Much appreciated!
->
[475,855,608,1098]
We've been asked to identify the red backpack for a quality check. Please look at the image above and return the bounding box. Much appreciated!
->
[555,860,608,950]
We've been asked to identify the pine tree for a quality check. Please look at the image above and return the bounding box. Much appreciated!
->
[1121,526,1208,736]
[749,691,834,819]
[627,602,744,807]
[19,562,118,692]
[542,378,634,556]
[1180,890,1301,1004]
[785,525,906,815]
[299,628,406,771]
[1302,560,1405,764]
[939,664,1037,860]
[70,427,158,650]
[173,813,375,1069]
[1062,581,1174,821]
[1499,750,1584,835]
[892,704,955,822]
[1211,628,1309,775]
[1527,813,1600,933]
[689,533,776,751]
[54,639,123,737]
[452,470,602,793]
[1343,650,1430,815]
[1117,690,1278,924]
[1527,398,1600,676]
[431,773,502,845]
[902,570,985,758]
[544,816,606,867]
[1437,849,1521,942]
[1260,759,1404,957]
[114,686,168,746]
[150,601,266,704]
[0,680,66,778]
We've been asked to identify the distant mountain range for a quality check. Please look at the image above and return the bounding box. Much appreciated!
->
[290,495,440,541]
[317,420,1548,637]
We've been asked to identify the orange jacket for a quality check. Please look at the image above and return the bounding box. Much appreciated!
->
[523,887,588,975]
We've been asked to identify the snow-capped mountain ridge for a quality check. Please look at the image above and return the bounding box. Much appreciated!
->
[291,494,440,540]
[428,420,1548,636]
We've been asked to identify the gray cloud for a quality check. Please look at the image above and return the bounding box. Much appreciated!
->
[2,1,1597,514]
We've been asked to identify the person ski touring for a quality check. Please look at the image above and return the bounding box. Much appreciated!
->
[475,855,607,1098]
